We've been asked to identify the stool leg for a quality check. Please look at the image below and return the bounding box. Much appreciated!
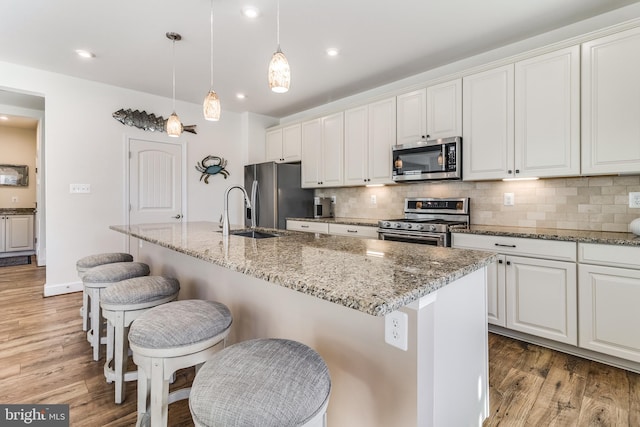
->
[149,358,169,427]
[106,318,115,369]
[136,363,150,426]
[82,289,90,332]
[113,311,128,404]
[89,288,102,361]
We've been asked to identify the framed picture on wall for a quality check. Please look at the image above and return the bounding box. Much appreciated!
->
[0,164,29,186]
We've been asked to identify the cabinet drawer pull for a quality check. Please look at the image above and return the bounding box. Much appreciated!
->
[301,225,310,228]
[347,229,358,233]
[495,243,516,248]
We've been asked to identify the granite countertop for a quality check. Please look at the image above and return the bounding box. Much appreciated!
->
[287,217,381,227]
[452,224,640,247]
[111,221,496,316]
[0,208,36,215]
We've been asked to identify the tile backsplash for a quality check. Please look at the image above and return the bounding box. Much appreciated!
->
[316,175,640,233]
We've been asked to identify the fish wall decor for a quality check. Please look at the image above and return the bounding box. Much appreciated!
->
[195,155,230,183]
[112,108,197,134]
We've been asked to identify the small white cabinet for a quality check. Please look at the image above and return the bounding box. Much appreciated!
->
[452,233,577,345]
[301,112,344,188]
[1,214,35,253]
[581,26,640,175]
[287,220,378,239]
[286,220,329,234]
[578,243,640,363]
[344,97,396,186]
[463,47,580,180]
[265,124,302,163]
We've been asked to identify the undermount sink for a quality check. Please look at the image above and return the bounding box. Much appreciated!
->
[226,229,280,239]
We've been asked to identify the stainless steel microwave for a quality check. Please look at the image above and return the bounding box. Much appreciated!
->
[392,136,462,182]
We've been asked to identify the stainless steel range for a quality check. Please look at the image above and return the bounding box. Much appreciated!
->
[378,197,470,246]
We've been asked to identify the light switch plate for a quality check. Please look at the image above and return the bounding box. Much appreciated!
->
[504,193,515,206]
[70,183,91,193]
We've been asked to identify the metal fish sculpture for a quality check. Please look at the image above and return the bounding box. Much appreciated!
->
[112,108,197,134]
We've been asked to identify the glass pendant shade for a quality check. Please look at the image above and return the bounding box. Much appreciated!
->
[203,90,221,121]
[268,49,290,93]
[166,112,182,137]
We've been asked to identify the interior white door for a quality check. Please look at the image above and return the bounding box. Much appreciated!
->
[129,138,183,225]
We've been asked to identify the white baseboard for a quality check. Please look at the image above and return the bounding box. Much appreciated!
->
[44,280,82,297]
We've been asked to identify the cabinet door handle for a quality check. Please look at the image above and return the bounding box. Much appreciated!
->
[495,243,516,248]
[498,259,503,264]
[506,261,511,266]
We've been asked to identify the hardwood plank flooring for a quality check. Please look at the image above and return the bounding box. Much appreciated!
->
[1,259,639,426]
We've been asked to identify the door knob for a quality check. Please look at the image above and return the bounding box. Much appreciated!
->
[172,214,182,219]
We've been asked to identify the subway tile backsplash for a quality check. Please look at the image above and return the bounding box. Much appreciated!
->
[315,175,640,233]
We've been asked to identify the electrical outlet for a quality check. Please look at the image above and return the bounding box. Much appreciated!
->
[384,310,408,351]
[370,195,377,206]
[70,184,91,194]
[330,196,336,204]
[504,192,514,206]
[630,192,640,208]
[11,196,18,203]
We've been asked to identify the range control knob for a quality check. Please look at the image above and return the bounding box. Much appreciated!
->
[413,224,424,231]
[393,222,402,229]
[428,224,437,232]
[405,223,412,229]
[381,221,391,228]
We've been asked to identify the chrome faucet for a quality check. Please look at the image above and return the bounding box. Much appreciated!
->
[222,185,252,236]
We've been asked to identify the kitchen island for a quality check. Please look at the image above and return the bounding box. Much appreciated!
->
[111,221,496,427]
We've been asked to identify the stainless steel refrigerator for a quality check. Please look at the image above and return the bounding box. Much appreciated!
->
[244,162,314,230]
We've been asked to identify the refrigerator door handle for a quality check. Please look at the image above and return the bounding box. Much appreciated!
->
[250,179,258,228]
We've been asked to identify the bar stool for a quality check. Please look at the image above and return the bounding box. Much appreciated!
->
[76,252,133,332]
[83,261,150,361]
[189,338,331,427]
[101,276,180,404]
[128,299,232,427]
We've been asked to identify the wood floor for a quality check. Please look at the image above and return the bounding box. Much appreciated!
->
[1,259,639,426]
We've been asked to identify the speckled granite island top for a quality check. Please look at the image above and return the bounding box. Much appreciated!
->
[111,221,496,316]
[0,208,36,214]
[452,225,640,246]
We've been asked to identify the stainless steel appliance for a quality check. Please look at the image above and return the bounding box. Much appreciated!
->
[244,162,314,230]
[378,197,469,246]
[392,136,462,182]
[313,197,333,219]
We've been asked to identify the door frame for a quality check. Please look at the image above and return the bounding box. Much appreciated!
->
[124,135,187,253]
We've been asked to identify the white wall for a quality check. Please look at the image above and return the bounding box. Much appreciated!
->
[0,61,247,295]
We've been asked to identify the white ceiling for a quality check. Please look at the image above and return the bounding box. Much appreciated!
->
[1,0,638,119]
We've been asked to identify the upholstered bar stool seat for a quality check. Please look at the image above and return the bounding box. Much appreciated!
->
[189,338,331,427]
[101,276,180,404]
[83,261,150,361]
[76,252,133,332]
[129,299,232,427]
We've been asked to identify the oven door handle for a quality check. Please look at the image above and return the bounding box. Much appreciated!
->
[378,230,445,243]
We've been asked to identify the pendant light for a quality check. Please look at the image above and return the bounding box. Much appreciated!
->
[268,0,290,93]
[203,0,221,120]
[166,32,183,137]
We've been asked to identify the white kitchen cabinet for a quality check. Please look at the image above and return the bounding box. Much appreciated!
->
[452,233,577,345]
[344,97,396,186]
[426,79,462,140]
[582,27,640,175]
[286,220,329,234]
[515,46,580,178]
[1,214,35,253]
[265,123,302,163]
[464,47,580,181]
[463,64,514,181]
[396,89,427,145]
[578,243,640,363]
[328,223,378,239]
[301,112,344,188]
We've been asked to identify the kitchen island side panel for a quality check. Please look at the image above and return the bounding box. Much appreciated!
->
[135,238,488,427]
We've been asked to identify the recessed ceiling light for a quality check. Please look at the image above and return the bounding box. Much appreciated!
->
[241,6,260,18]
[0,116,8,121]
[75,49,96,59]
[236,93,247,100]
[326,48,340,57]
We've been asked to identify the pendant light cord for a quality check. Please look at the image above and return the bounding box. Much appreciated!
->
[210,0,214,89]
[172,38,176,112]
[276,0,281,51]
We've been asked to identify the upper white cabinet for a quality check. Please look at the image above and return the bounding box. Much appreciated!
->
[396,89,427,145]
[515,46,580,178]
[301,112,344,188]
[582,27,640,175]
[396,79,462,145]
[265,123,302,163]
[463,64,514,181]
[344,97,396,186]
[464,47,580,180]
[426,79,462,140]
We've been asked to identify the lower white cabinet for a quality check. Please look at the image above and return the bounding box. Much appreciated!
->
[452,233,577,345]
[578,243,640,363]
[287,220,378,239]
[1,214,35,253]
